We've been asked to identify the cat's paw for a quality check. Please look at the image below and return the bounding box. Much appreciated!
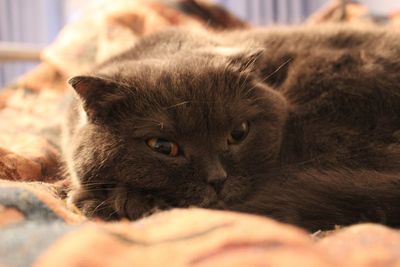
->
[111,187,171,220]
[69,186,170,221]
[69,188,120,220]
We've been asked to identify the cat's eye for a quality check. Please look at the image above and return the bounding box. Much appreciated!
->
[228,121,249,144]
[147,138,179,156]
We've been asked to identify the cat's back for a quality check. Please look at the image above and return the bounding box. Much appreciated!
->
[221,24,400,53]
[245,25,400,170]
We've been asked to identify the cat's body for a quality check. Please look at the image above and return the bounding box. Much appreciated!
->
[63,25,400,231]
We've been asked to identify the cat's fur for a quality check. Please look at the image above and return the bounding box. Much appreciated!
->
[63,25,400,231]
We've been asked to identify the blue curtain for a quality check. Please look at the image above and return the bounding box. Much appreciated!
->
[0,0,64,88]
[215,0,328,25]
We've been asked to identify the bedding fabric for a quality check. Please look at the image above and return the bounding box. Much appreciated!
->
[1,1,400,266]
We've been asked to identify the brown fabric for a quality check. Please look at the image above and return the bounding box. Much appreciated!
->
[0,205,24,226]
[16,62,68,92]
[318,225,400,267]
[34,209,332,267]
[0,87,63,182]
[308,0,400,25]
[1,179,400,267]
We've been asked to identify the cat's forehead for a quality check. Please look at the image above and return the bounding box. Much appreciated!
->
[129,97,260,139]
[129,85,262,138]
[101,59,264,134]
[129,59,251,95]
[136,62,258,112]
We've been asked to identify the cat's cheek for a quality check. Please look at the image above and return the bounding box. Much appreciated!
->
[221,176,253,203]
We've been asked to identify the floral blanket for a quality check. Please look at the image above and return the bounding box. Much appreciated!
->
[1,1,400,266]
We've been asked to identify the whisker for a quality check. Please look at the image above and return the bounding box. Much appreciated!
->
[262,57,293,83]
[165,101,191,110]
[244,57,293,96]
[89,198,112,218]
[81,181,117,186]
[80,188,116,193]
[106,209,120,220]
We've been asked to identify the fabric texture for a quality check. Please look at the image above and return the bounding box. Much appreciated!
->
[1,180,400,267]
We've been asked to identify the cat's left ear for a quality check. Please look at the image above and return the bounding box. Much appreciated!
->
[68,75,124,120]
[210,47,265,72]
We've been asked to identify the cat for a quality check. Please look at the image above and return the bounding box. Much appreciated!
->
[63,24,400,231]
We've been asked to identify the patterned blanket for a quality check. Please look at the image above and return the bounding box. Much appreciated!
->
[2,180,400,267]
[1,1,400,266]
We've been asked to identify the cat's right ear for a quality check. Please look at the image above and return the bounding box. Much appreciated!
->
[68,75,123,120]
[207,46,265,72]
[226,48,265,72]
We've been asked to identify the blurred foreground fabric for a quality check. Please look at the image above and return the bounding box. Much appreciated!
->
[1,1,400,266]
[2,180,400,267]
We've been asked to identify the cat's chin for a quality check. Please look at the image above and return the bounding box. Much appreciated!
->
[196,185,218,207]
[195,185,234,210]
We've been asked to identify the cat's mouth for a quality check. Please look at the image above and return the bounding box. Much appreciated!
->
[196,185,230,210]
[199,177,250,209]
[145,181,245,212]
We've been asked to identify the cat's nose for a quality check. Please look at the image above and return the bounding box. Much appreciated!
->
[207,166,227,193]
[209,178,227,193]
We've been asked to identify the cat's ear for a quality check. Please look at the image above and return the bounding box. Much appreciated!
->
[210,47,265,72]
[69,75,124,120]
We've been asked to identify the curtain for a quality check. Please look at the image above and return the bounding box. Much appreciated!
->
[0,0,63,88]
[0,0,327,88]
[216,0,328,25]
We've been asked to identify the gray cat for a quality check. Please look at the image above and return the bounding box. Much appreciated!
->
[63,25,400,231]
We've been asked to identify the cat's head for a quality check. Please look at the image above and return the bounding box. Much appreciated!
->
[68,48,288,220]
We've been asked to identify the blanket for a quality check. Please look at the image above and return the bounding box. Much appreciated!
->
[1,1,400,266]
[2,180,400,267]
